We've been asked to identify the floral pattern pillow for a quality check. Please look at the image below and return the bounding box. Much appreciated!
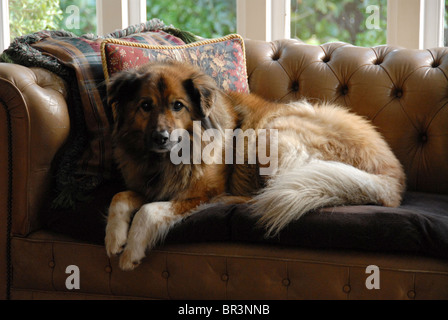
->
[101,34,249,93]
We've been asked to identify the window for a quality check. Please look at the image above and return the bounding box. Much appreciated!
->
[1,0,446,53]
[387,0,444,49]
[445,0,448,45]
[8,0,96,39]
[146,0,236,38]
[290,0,387,46]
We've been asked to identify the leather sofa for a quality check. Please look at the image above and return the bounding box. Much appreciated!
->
[1,38,448,300]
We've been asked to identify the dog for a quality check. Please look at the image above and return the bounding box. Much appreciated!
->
[105,60,406,270]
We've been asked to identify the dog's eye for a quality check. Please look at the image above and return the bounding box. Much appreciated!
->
[140,101,152,112]
[173,101,185,112]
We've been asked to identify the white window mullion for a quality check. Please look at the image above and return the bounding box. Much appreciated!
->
[236,0,270,41]
[236,0,246,39]
[237,0,270,41]
[237,0,289,41]
[0,0,10,52]
[96,0,128,35]
[271,0,290,40]
[387,0,422,49]
[387,0,444,49]
[128,0,146,26]
[422,0,444,49]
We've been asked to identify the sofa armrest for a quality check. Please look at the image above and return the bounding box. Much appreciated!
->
[0,63,70,238]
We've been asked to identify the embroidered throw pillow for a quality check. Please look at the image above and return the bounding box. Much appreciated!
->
[101,34,249,94]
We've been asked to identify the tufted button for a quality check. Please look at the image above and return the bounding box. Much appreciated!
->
[420,133,428,143]
[291,81,299,92]
[162,270,170,279]
[432,60,440,68]
[48,260,55,268]
[104,265,112,273]
[322,55,331,63]
[342,284,351,293]
[374,58,383,65]
[340,85,349,95]
[407,290,416,299]
[221,273,229,282]
[394,88,403,98]
[271,51,281,61]
[282,278,290,287]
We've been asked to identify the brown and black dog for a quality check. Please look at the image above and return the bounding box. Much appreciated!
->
[105,60,405,270]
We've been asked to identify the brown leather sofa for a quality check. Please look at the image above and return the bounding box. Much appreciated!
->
[1,38,448,300]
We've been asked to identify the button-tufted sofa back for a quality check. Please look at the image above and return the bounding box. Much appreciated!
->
[245,39,448,195]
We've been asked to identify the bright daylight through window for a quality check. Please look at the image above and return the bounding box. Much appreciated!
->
[9,0,97,38]
[146,0,236,38]
[290,0,387,46]
[7,0,237,40]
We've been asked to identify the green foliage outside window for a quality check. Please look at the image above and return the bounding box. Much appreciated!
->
[291,0,387,46]
[8,0,397,47]
[9,0,63,39]
[9,0,96,39]
[9,0,235,40]
[146,0,236,38]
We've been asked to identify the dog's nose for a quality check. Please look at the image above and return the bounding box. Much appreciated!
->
[152,130,170,146]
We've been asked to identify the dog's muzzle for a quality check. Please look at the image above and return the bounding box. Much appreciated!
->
[150,130,174,153]
[152,130,169,145]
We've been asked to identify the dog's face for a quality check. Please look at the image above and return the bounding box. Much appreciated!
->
[107,60,217,155]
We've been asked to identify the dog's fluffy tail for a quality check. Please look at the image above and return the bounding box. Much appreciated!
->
[251,159,402,237]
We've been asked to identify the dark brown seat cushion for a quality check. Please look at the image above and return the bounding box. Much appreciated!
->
[43,184,448,260]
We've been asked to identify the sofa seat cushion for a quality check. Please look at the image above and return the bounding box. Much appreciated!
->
[44,190,448,260]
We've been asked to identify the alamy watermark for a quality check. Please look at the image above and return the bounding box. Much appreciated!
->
[366,5,381,30]
[65,5,80,30]
[65,265,80,290]
[169,121,279,176]
[366,264,380,289]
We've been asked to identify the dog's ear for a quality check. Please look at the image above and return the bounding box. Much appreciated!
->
[107,69,143,123]
[183,71,217,118]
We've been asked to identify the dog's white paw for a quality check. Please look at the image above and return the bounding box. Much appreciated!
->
[105,223,128,257]
[116,201,180,271]
[119,245,145,271]
[105,191,144,257]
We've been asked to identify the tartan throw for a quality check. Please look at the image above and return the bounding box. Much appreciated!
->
[0,19,197,209]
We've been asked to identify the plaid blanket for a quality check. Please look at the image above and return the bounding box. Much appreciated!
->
[1,19,198,209]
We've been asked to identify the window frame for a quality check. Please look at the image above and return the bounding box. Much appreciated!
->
[0,0,445,52]
[236,0,290,42]
[1,0,10,52]
[386,0,444,49]
[237,0,445,49]
[96,0,146,35]
[0,0,147,51]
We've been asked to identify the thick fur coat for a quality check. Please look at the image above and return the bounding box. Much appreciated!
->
[105,60,405,270]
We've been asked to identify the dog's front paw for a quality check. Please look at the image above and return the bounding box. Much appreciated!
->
[105,223,128,257]
[119,246,144,271]
[116,201,178,270]
[105,191,145,257]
